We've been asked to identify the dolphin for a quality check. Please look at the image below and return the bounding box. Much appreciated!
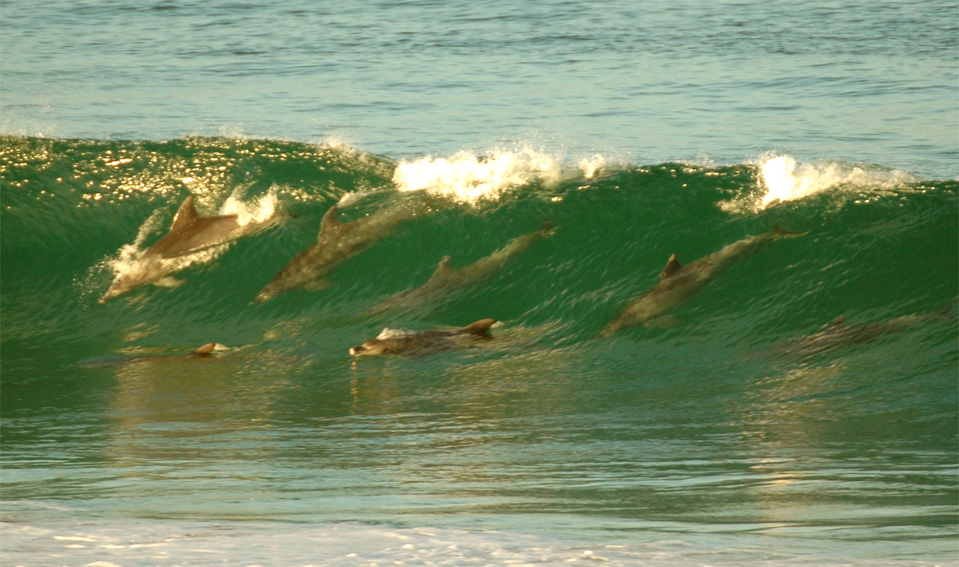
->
[99,195,275,303]
[758,302,954,360]
[81,342,231,368]
[141,195,259,258]
[349,318,498,358]
[370,220,555,314]
[254,203,415,303]
[598,226,803,337]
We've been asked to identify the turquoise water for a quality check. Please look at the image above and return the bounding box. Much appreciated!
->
[2,1,958,565]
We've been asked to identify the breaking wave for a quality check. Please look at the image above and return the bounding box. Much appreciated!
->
[1,136,954,346]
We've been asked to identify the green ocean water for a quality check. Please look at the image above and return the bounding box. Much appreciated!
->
[1,136,956,564]
[3,0,958,562]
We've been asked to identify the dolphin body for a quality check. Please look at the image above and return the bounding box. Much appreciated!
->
[599,226,802,337]
[254,203,414,303]
[759,303,954,360]
[81,342,231,368]
[349,318,497,357]
[100,195,273,303]
[370,220,554,314]
[140,196,259,258]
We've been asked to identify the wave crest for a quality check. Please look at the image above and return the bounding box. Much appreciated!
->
[392,148,607,205]
[757,155,917,208]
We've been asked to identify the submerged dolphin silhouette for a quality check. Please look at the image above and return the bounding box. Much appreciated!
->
[349,318,497,357]
[100,195,274,303]
[759,302,954,360]
[254,203,415,303]
[81,342,231,368]
[370,220,555,313]
[599,226,803,337]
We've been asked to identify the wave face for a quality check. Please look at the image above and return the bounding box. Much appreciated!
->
[2,136,954,353]
[2,136,957,562]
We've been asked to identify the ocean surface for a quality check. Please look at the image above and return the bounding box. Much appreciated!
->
[2,1,957,566]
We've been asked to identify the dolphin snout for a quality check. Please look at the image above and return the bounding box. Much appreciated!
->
[349,346,365,356]
[252,289,274,304]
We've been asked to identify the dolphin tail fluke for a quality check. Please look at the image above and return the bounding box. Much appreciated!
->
[463,318,497,336]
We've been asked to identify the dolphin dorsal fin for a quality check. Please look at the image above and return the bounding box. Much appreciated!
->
[318,205,341,241]
[463,318,497,336]
[192,342,218,356]
[193,342,229,356]
[169,195,200,233]
[432,255,454,278]
[659,253,682,280]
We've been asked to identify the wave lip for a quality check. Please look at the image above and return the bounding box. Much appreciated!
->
[391,147,608,204]
[757,155,918,209]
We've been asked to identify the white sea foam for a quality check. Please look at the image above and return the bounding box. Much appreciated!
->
[1,516,948,567]
[718,154,920,214]
[108,246,225,286]
[578,154,609,179]
[335,190,370,208]
[392,148,607,205]
[220,187,280,226]
[97,209,173,291]
[376,327,416,339]
[755,155,917,209]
